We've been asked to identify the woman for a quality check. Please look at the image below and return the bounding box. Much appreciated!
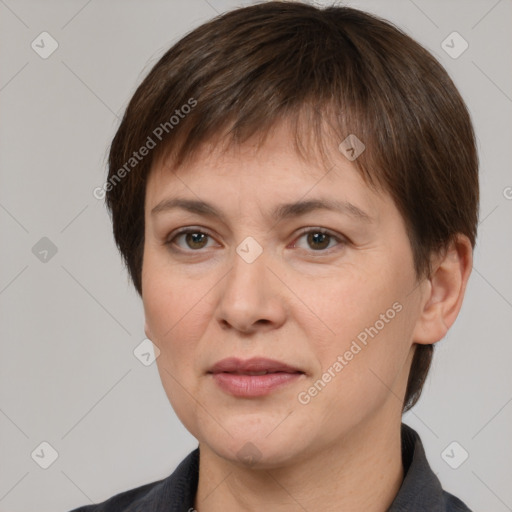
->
[72,2,477,510]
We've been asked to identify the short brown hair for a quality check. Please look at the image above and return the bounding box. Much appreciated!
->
[105,1,479,413]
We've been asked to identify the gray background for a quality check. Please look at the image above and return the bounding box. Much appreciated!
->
[1,0,511,511]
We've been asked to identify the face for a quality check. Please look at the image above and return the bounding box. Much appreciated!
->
[142,121,426,468]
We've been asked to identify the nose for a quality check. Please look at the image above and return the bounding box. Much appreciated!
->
[214,246,287,335]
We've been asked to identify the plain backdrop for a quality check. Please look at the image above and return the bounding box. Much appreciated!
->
[1,1,511,511]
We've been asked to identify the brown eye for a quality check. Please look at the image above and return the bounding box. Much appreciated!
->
[183,232,209,250]
[293,228,346,253]
[306,231,331,250]
[167,229,215,251]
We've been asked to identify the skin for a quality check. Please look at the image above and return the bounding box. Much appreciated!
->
[142,120,473,512]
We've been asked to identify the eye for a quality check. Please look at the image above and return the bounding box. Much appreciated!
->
[165,227,347,254]
[292,228,346,253]
[166,228,217,251]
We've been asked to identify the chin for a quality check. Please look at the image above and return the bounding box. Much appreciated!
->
[200,424,309,470]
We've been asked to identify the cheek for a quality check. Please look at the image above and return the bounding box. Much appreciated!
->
[142,253,207,379]
[295,258,416,411]
[142,246,209,337]
[297,305,413,435]
[293,261,403,348]
[143,262,210,437]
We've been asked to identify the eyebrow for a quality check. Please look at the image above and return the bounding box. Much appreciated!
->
[151,197,373,223]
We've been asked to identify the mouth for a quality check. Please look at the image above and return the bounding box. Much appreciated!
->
[207,357,305,397]
[218,370,291,376]
[208,356,305,375]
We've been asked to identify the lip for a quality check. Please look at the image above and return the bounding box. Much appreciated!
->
[208,357,305,397]
[209,357,303,374]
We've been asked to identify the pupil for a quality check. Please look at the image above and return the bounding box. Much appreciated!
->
[187,232,206,249]
[308,232,329,250]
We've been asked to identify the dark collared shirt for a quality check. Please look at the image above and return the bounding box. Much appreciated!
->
[69,423,472,512]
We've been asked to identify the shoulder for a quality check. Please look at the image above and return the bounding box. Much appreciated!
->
[68,448,200,512]
[68,478,167,512]
[389,424,473,512]
[442,490,473,512]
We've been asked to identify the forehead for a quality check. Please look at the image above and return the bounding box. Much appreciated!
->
[145,120,390,225]
[149,118,370,184]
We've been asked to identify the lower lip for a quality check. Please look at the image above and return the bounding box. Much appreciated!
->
[211,372,303,397]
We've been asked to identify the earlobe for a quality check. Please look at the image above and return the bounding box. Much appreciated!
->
[412,234,473,345]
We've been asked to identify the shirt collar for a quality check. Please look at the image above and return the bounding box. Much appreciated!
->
[158,423,460,511]
[387,423,446,511]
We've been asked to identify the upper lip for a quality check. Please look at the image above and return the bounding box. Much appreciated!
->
[208,357,304,374]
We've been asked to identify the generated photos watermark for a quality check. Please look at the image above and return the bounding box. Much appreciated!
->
[93,97,197,200]
[297,301,403,405]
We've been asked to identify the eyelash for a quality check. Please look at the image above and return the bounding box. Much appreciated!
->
[165,227,348,255]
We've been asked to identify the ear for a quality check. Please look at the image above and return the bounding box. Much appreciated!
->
[412,234,473,345]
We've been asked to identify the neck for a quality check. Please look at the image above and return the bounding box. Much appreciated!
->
[194,413,404,512]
